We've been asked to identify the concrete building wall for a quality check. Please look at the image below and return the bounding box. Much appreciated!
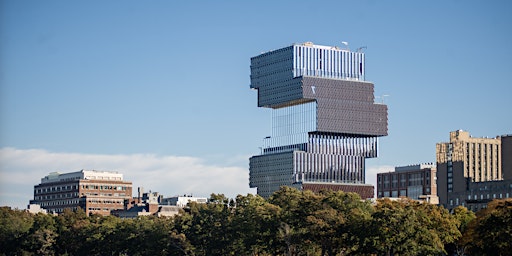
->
[448,180,512,212]
[161,196,208,207]
[502,135,512,180]
[436,130,509,210]
[437,162,448,206]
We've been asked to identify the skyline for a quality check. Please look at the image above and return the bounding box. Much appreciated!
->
[1,1,511,209]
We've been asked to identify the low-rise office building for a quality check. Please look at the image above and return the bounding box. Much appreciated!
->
[112,203,181,218]
[113,192,206,218]
[26,204,48,214]
[30,170,132,215]
[448,179,512,211]
[161,195,208,207]
[377,163,438,204]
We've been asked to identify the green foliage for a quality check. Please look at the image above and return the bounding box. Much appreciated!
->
[268,187,374,255]
[174,193,234,256]
[369,198,461,256]
[465,199,512,256]
[0,207,34,255]
[2,189,510,255]
[231,194,281,255]
[445,205,476,255]
[270,187,321,254]
[23,213,58,256]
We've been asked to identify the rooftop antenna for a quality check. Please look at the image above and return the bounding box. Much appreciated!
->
[381,94,389,104]
[341,41,349,50]
[356,46,367,53]
[375,94,389,104]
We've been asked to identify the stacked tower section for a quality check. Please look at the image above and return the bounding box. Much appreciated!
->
[249,42,388,198]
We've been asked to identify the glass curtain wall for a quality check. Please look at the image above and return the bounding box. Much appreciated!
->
[293,44,365,81]
[292,134,378,184]
[263,101,317,151]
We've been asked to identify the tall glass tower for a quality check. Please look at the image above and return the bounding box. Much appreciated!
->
[249,42,388,198]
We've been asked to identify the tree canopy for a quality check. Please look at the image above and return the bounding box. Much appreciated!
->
[1,188,509,256]
[463,198,512,256]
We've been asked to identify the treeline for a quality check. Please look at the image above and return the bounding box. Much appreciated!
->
[1,187,511,256]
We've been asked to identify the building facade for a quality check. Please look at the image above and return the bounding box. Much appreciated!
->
[30,170,132,215]
[502,134,512,180]
[376,163,438,204]
[113,190,207,218]
[436,130,512,210]
[449,179,512,212]
[161,195,208,207]
[249,42,388,198]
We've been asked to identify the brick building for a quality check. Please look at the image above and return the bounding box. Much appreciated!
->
[377,163,438,203]
[30,170,132,215]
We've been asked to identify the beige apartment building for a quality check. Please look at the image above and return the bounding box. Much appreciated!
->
[30,170,133,215]
[436,130,511,210]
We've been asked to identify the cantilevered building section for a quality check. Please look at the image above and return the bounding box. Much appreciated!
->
[249,42,388,198]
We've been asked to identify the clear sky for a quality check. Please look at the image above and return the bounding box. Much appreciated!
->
[1,0,511,209]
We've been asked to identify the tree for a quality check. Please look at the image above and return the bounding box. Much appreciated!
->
[83,214,124,256]
[300,190,372,256]
[0,207,34,255]
[23,213,58,256]
[175,194,234,256]
[268,187,374,255]
[369,198,460,256]
[466,199,512,256]
[370,199,422,255]
[230,193,281,255]
[269,187,318,255]
[319,190,374,255]
[306,207,345,256]
[414,202,461,255]
[53,207,91,255]
[446,206,476,255]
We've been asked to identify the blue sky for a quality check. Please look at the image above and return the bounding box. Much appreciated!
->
[1,0,511,208]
